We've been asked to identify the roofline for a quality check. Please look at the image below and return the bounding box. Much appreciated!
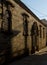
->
[14,0,46,26]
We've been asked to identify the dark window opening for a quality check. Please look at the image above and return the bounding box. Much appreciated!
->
[1,9,12,34]
[43,28,45,38]
[39,25,42,38]
[22,13,29,36]
[1,1,12,34]
[30,22,39,36]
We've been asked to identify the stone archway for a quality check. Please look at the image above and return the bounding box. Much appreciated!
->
[30,22,39,54]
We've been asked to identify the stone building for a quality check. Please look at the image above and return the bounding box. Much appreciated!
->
[41,19,47,45]
[0,0,46,63]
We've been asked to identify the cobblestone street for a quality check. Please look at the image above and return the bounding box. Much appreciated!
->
[9,47,47,65]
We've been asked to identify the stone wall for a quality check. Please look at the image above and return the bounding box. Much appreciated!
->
[0,1,46,57]
[10,1,46,56]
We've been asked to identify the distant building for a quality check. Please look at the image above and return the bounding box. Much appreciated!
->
[41,19,47,45]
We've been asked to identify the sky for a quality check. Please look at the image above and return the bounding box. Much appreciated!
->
[21,0,47,20]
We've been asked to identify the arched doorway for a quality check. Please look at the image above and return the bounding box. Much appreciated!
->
[30,22,39,54]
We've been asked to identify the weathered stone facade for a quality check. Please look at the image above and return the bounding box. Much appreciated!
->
[10,0,46,55]
[0,0,46,58]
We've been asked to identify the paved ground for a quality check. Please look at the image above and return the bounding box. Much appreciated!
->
[9,47,47,65]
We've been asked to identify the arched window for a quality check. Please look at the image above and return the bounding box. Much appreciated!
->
[1,1,13,34]
[30,22,39,36]
[22,13,29,36]
[43,28,45,38]
[39,25,42,38]
[1,7,12,33]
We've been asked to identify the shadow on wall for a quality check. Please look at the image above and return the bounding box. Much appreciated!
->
[0,29,21,65]
[0,17,29,65]
[0,3,23,64]
[0,4,29,65]
[0,29,29,65]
